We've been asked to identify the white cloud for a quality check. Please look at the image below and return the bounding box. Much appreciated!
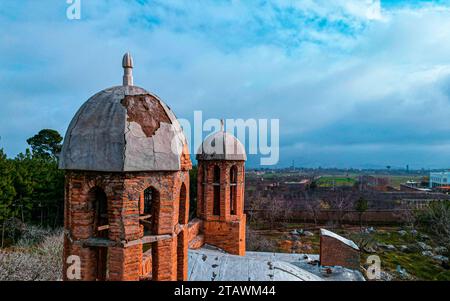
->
[1,0,450,168]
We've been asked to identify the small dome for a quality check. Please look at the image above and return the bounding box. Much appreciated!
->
[196,130,246,161]
[59,86,190,172]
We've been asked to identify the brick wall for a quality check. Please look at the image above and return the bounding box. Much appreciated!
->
[63,170,190,281]
[197,160,246,256]
[320,234,360,270]
[203,216,246,255]
[187,218,202,241]
[63,153,250,281]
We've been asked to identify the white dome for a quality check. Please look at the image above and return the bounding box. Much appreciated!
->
[196,131,246,161]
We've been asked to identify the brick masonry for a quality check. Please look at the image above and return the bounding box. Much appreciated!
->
[63,166,191,281]
[196,160,246,256]
[320,234,360,270]
[63,137,251,281]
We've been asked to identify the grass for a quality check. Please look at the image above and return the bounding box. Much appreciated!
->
[378,252,450,280]
[354,229,450,280]
[250,222,450,281]
[316,176,356,187]
[312,174,423,189]
[360,249,450,281]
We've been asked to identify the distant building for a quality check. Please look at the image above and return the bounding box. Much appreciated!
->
[358,175,390,191]
[429,172,450,188]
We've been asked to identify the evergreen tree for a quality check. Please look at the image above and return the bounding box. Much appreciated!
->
[26,129,63,160]
[0,149,16,220]
[12,148,64,226]
[355,197,368,230]
[0,149,16,247]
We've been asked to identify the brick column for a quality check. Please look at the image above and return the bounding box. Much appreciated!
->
[177,228,189,280]
[152,237,176,281]
[108,245,142,281]
[197,164,204,218]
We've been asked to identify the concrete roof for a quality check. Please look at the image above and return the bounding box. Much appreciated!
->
[196,131,246,161]
[59,85,188,172]
[188,248,321,281]
[187,246,365,281]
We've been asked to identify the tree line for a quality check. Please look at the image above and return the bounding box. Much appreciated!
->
[0,129,64,247]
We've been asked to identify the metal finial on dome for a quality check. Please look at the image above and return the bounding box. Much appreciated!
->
[122,52,134,86]
[220,119,225,131]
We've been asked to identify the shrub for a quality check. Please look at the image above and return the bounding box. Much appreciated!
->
[16,225,55,249]
[246,227,278,252]
[0,227,63,281]
[417,201,450,245]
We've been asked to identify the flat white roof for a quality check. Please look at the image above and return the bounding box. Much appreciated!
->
[430,171,450,176]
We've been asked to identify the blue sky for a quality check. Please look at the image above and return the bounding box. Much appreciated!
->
[1,0,450,169]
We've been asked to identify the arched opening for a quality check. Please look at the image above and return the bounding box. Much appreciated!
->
[213,165,221,216]
[179,183,187,224]
[230,165,238,215]
[87,187,109,281]
[177,183,188,280]
[188,168,197,221]
[201,166,206,217]
[142,186,158,236]
[87,187,108,237]
[140,186,159,281]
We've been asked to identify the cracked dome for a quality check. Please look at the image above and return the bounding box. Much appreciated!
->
[59,54,189,172]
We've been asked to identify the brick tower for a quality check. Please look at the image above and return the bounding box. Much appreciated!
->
[196,122,247,256]
[59,53,192,281]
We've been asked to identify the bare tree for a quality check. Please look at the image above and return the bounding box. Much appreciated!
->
[260,196,285,229]
[246,198,260,225]
[303,191,322,227]
[279,199,296,224]
[326,188,355,227]
[399,203,417,230]
[418,201,450,245]
[246,226,277,252]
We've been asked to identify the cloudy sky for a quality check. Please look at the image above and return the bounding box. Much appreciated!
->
[1,0,450,169]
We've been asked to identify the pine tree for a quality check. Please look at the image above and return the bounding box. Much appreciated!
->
[0,149,16,247]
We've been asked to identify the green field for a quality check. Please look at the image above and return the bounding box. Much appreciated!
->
[316,176,357,187]
[313,174,424,189]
